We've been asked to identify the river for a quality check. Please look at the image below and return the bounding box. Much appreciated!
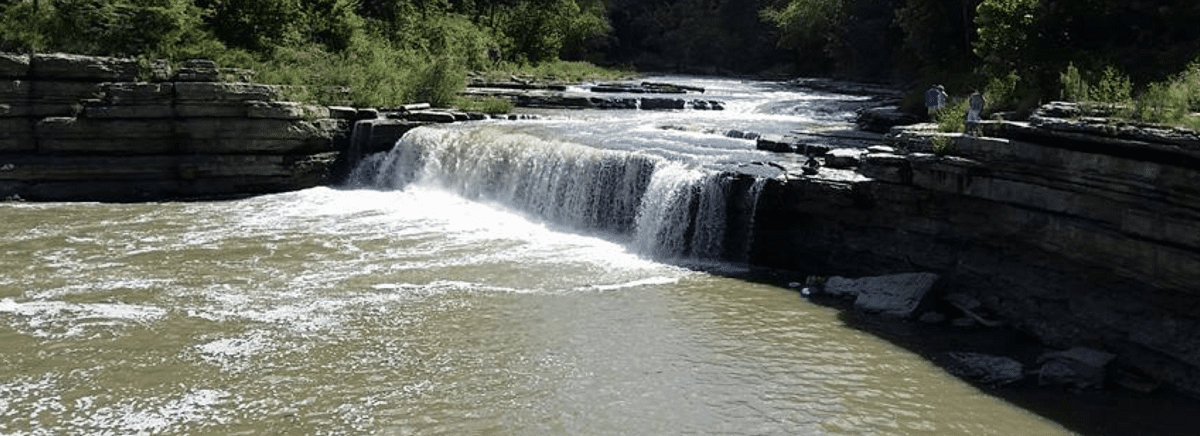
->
[1,77,1086,435]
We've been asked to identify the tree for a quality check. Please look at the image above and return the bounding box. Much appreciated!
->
[195,0,304,53]
[895,0,981,79]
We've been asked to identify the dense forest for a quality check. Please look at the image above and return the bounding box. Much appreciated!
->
[2,0,1199,120]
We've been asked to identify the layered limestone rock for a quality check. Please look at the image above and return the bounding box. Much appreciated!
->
[754,103,1200,395]
[0,52,349,201]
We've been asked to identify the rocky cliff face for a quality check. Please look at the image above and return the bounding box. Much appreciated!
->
[0,53,350,201]
[751,104,1200,395]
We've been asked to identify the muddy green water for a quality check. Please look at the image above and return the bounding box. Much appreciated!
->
[0,188,1075,435]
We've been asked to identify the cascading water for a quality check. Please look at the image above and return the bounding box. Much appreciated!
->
[1,76,1133,436]
[347,123,765,262]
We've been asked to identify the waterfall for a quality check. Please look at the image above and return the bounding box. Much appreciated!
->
[348,124,768,262]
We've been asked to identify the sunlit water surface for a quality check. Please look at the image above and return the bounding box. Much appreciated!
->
[0,77,1077,435]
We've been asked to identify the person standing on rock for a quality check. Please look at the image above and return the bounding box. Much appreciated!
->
[925,85,948,117]
[966,91,985,123]
[966,91,985,135]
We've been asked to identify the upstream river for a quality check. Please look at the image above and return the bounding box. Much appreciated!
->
[0,78,1087,435]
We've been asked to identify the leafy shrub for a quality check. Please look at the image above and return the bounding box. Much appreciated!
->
[0,2,55,52]
[455,97,513,115]
[934,98,969,133]
[929,135,956,156]
[483,60,633,84]
[410,54,466,107]
[983,71,1020,114]
[1092,66,1132,106]
[1059,63,1133,117]
[1060,63,1088,102]
[0,0,207,57]
[1134,62,1200,129]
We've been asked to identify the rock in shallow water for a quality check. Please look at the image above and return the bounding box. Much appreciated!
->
[823,272,939,319]
[944,352,1025,386]
[1037,347,1116,389]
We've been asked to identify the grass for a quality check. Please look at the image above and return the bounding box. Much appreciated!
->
[1061,62,1200,130]
[454,96,514,114]
[1133,62,1200,130]
[478,60,636,84]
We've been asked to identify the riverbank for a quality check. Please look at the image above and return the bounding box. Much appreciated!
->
[748,101,1200,398]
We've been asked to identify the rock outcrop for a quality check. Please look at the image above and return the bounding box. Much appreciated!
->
[752,102,1200,396]
[820,272,940,319]
[463,82,725,111]
[1,53,348,201]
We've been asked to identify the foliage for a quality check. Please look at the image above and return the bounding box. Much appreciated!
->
[973,0,1039,77]
[1134,62,1200,129]
[495,0,609,64]
[0,0,208,57]
[894,0,980,78]
[1059,63,1088,103]
[1059,61,1200,129]
[1091,66,1133,106]
[982,71,1020,114]
[929,134,956,156]
[455,96,514,115]
[483,60,634,83]
[0,0,627,108]
[760,0,847,50]
[411,55,467,107]
[933,97,969,133]
[1058,63,1132,115]
[195,0,304,53]
[604,0,780,73]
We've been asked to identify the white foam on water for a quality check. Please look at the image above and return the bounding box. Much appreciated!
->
[0,298,166,339]
[586,276,682,291]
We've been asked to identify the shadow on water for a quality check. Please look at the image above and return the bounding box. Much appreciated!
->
[709,266,1200,436]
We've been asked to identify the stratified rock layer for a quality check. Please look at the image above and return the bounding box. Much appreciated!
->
[0,53,349,201]
[755,102,1200,395]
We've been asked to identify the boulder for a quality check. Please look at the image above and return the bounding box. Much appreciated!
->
[350,119,427,154]
[756,135,794,153]
[824,148,863,169]
[30,53,140,81]
[1037,347,1116,389]
[1035,101,1083,119]
[356,108,380,120]
[944,352,1025,385]
[328,106,359,120]
[858,152,910,184]
[405,110,457,123]
[824,272,939,318]
[856,106,920,133]
[641,98,686,110]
